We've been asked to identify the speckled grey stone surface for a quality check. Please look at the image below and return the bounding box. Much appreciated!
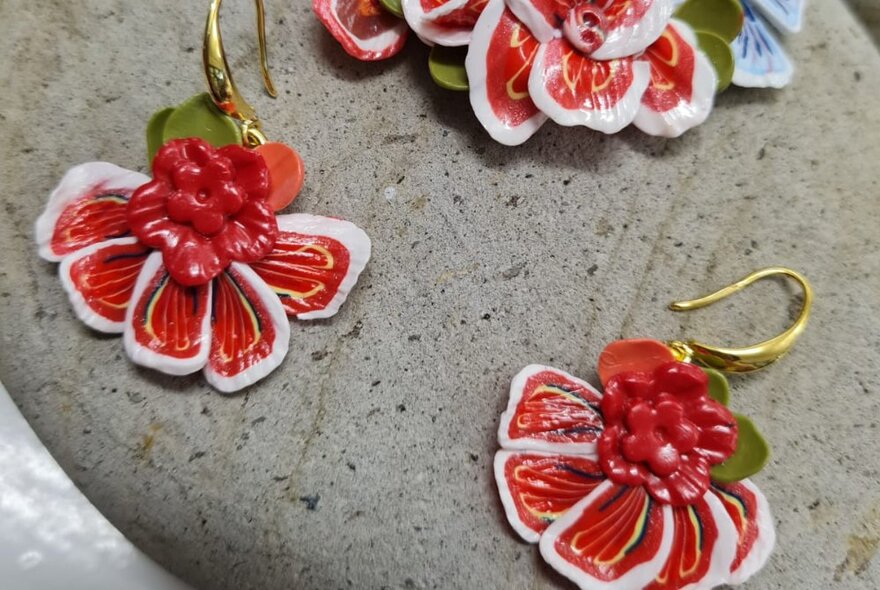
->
[1,1,879,589]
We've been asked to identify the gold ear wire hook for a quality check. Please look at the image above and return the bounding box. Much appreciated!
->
[666,267,812,373]
[204,0,277,146]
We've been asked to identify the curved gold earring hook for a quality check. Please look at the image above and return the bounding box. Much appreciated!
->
[666,267,812,373]
[204,0,277,144]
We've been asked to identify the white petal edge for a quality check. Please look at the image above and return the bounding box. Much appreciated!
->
[724,479,777,585]
[506,0,560,43]
[681,490,740,590]
[494,449,545,544]
[123,251,212,377]
[528,44,651,134]
[498,364,602,456]
[539,480,675,590]
[202,262,291,394]
[325,0,409,58]
[58,237,142,334]
[590,0,676,61]
[35,162,149,262]
[633,20,717,138]
[465,0,548,146]
[402,0,474,46]
[274,213,372,320]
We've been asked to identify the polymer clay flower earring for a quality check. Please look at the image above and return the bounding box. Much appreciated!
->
[494,267,812,589]
[35,0,371,393]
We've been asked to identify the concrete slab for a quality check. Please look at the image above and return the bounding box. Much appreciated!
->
[1,1,878,589]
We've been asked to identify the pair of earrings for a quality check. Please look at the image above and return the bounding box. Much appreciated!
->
[34,2,812,590]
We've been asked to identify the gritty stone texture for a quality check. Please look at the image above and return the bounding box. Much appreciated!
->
[1,2,879,589]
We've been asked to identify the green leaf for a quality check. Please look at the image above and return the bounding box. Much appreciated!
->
[428,46,469,92]
[145,107,175,166]
[703,368,730,406]
[161,93,241,149]
[674,0,744,43]
[696,31,735,93]
[378,0,404,18]
[711,414,770,483]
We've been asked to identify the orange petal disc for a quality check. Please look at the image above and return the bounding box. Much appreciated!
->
[255,142,305,211]
[597,338,676,386]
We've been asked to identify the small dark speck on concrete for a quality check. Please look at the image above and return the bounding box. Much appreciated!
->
[347,462,356,471]
[371,380,381,388]
[502,263,525,280]
[408,334,421,342]
[808,499,821,510]
[345,321,363,339]
[855,71,862,82]
[188,451,206,462]
[251,416,266,426]
[299,495,320,511]
[586,264,598,276]
[482,313,491,320]
[397,404,406,412]
[469,453,479,462]
[311,350,329,361]
[563,178,572,186]
[757,146,766,160]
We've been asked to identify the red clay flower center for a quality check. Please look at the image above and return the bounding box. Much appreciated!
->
[126,138,277,287]
[597,362,738,506]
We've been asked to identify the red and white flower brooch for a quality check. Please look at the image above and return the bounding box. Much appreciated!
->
[495,338,778,589]
[314,0,749,144]
[36,121,370,393]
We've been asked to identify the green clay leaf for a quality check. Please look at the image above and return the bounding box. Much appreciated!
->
[161,93,241,148]
[696,31,735,93]
[703,368,730,406]
[674,0,744,43]
[146,107,175,166]
[428,46,469,92]
[378,0,404,18]
[711,414,770,483]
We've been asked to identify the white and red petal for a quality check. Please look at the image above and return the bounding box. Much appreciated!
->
[539,481,674,590]
[35,162,149,262]
[499,365,604,455]
[528,38,651,133]
[507,0,672,57]
[495,450,606,543]
[465,0,547,145]
[710,480,776,585]
[402,0,487,46]
[645,491,737,590]
[123,252,212,376]
[203,263,290,393]
[249,214,371,320]
[59,237,151,333]
[313,0,409,61]
[633,21,716,138]
[589,0,674,60]
[506,0,574,43]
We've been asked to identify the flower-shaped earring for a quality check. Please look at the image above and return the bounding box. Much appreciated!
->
[494,267,812,589]
[35,0,371,393]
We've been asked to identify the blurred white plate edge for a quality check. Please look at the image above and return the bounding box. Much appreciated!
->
[0,381,192,590]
